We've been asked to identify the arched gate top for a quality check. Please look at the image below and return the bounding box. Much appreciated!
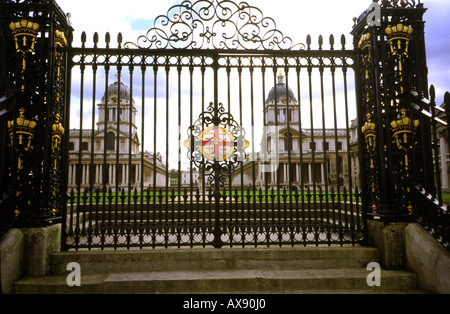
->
[124,0,305,50]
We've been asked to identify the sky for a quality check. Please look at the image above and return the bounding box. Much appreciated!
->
[56,0,450,169]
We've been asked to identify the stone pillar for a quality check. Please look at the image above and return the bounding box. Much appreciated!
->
[367,220,408,270]
[22,224,61,277]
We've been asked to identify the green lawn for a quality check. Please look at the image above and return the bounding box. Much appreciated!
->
[440,193,450,204]
[68,189,361,204]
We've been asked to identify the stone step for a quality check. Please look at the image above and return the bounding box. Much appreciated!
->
[13,268,418,294]
[13,246,424,294]
[49,246,380,275]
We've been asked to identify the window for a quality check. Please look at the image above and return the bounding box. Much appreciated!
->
[106,132,115,151]
[81,142,89,151]
[69,142,75,151]
[284,131,292,151]
[324,142,330,151]
[309,142,316,150]
[337,141,343,151]
[337,156,343,173]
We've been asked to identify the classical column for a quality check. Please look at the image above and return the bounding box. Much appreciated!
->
[68,165,73,185]
[284,163,288,183]
[136,164,140,184]
[321,163,325,184]
[308,163,312,184]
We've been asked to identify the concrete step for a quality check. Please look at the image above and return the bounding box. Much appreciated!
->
[49,246,380,275]
[14,268,418,294]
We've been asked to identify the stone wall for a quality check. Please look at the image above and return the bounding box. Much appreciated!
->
[405,223,450,294]
[0,224,61,294]
[368,220,450,293]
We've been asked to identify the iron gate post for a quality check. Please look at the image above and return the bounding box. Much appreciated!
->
[352,1,430,221]
[0,0,73,229]
[212,54,223,248]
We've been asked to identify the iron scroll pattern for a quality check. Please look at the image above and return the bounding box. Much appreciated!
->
[186,102,247,187]
[124,0,305,50]
[379,0,420,8]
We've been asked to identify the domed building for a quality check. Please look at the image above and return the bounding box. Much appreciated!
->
[231,72,359,189]
[67,75,167,192]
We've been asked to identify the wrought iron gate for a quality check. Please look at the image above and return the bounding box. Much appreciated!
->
[61,0,366,250]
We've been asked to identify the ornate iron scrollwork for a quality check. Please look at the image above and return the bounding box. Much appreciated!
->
[380,0,419,8]
[125,0,305,50]
[184,102,249,187]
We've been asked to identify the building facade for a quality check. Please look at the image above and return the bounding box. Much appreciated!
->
[67,77,167,192]
[232,73,360,189]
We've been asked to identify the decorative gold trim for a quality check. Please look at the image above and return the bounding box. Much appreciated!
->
[52,113,65,151]
[386,24,413,94]
[55,30,68,48]
[7,107,37,219]
[10,19,40,91]
[385,24,413,41]
[9,19,40,52]
[391,108,419,150]
[358,33,371,51]
[362,112,377,213]
[391,108,418,215]
[7,107,37,151]
[362,113,376,164]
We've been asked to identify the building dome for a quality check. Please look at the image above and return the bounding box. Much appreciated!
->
[266,73,297,103]
[101,79,132,104]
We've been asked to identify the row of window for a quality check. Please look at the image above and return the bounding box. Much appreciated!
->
[69,132,116,152]
[309,141,343,151]
[70,138,343,153]
[283,133,343,151]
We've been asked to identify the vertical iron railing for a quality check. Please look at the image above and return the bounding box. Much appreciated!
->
[62,26,366,249]
[408,88,450,250]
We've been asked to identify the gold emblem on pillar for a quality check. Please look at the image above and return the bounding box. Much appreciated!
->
[386,24,413,94]
[9,19,40,91]
[7,107,37,218]
[362,113,376,168]
[7,107,37,155]
[362,113,377,213]
[391,108,419,214]
[54,30,67,100]
[52,114,65,162]
[358,33,374,117]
